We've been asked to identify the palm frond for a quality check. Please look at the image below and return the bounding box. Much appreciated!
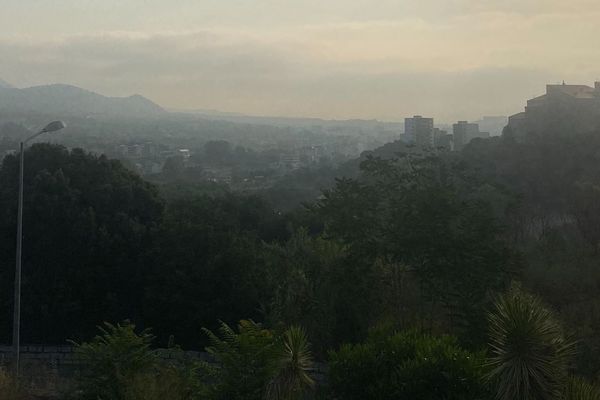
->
[266,326,314,400]
[565,376,600,400]
[487,284,576,400]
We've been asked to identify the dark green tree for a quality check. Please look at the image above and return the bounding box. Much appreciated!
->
[143,194,286,347]
[318,153,514,341]
[263,229,374,355]
[0,144,163,343]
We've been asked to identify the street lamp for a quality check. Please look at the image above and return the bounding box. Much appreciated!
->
[13,120,66,377]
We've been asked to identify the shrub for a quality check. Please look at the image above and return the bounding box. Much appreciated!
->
[72,321,157,399]
[73,321,203,400]
[328,330,490,400]
[203,320,277,400]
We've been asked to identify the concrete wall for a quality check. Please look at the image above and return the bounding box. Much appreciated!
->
[0,344,213,366]
[0,345,326,397]
[0,345,211,397]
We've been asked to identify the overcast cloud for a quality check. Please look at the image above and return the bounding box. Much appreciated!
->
[1,0,599,121]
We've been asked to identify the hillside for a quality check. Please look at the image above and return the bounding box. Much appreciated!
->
[0,82,165,117]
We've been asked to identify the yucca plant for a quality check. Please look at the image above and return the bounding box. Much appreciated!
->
[565,377,600,400]
[266,326,315,400]
[487,285,576,400]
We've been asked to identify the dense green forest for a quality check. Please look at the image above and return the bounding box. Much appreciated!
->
[2,129,600,398]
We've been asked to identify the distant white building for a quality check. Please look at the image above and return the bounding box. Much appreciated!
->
[405,116,434,147]
[178,149,191,159]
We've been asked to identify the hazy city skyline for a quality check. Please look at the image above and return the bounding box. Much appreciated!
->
[2,0,600,122]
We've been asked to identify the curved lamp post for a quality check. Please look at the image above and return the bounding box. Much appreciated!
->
[13,120,66,377]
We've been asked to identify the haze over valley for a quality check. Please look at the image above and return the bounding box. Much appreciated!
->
[4,2,600,400]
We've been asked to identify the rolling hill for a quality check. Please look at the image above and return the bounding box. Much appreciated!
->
[0,82,165,117]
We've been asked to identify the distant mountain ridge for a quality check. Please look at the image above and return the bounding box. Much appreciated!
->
[172,107,404,131]
[0,82,165,117]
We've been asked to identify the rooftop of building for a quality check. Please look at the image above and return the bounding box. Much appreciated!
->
[405,115,433,120]
[546,82,600,99]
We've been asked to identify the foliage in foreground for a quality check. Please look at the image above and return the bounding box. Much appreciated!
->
[487,285,600,400]
[487,285,575,400]
[203,320,314,400]
[266,326,315,400]
[565,377,600,400]
[327,328,490,400]
[72,321,202,400]
[72,319,315,400]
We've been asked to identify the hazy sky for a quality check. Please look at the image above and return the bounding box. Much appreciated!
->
[2,0,600,122]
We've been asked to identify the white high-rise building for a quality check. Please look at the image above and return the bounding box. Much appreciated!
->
[405,116,434,147]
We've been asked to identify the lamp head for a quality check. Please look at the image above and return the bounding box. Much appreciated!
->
[41,120,66,133]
